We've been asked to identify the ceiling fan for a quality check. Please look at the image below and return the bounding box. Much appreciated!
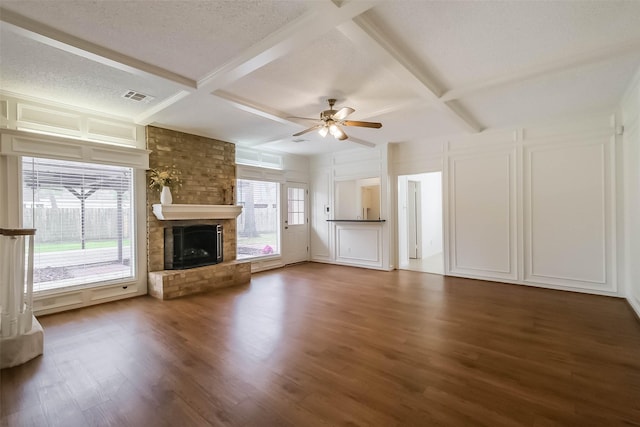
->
[291,99,382,141]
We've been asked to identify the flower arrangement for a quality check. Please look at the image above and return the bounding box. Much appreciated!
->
[149,166,181,191]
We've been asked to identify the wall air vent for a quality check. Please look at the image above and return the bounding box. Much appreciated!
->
[122,90,154,102]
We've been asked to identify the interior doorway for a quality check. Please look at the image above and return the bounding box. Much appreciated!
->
[398,172,443,274]
[407,180,421,259]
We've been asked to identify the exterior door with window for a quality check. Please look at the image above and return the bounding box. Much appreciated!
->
[283,183,309,264]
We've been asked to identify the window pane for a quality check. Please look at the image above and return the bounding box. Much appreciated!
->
[22,157,135,292]
[236,179,280,259]
[287,186,305,226]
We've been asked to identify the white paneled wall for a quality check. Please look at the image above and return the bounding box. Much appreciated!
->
[394,112,623,297]
[310,144,391,270]
[310,168,332,262]
[336,224,382,267]
[523,139,615,292]
[447,148,517,280]
[1,94,145,148]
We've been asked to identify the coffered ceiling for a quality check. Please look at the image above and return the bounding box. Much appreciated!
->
[2,0,640,155]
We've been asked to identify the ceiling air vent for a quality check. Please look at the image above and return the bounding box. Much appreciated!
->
[122,90,154,102]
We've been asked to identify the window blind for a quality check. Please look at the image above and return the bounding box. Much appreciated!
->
[21,157,135,292]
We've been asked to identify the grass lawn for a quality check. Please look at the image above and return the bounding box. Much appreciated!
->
[36,239,130,253]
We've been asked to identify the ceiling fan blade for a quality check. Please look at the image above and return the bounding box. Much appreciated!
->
[333,107,355,120]
[342,120,382,128]
[334,126,348,141]
[292,125,321,136]
[348,136,376,148]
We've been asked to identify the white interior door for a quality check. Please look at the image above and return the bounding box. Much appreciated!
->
[408,180,422,259]
[283,183,309,264]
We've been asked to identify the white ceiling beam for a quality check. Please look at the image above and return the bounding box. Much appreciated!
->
[441,38,640,102]
[136,0,380,125]
[213,91,297,126]
[245,131,377,150]
[134,91,192,125]
[196,0,381,92]
[240,133,299,148]
[338,16,483,134]
[0,8,197,90]
[356,99,431,120]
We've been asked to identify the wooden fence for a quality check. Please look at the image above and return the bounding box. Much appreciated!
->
[23,208,130,243]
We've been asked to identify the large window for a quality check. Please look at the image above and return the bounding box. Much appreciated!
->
[236,179,280,259]
[21,157,135,292]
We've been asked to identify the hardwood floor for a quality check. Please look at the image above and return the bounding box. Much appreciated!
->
[2,263,640,426]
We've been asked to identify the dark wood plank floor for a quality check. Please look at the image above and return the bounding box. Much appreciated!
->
[2,263,640,427]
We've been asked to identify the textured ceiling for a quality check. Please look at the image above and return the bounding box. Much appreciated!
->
[1,0,310,80]
[224,30,423,119]
[1,0,640,156]
[0,27,181,116]
[364,1,640,89]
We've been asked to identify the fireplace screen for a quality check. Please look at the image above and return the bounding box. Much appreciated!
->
[164,224,222,270]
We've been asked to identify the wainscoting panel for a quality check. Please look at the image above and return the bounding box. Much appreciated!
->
[336,224,382,267]
[524,139,615,292]
[87,118,139,145]
[17,103,83,136]
[447,148,517,280]
[0,129,149,169]
[1,94,145,148]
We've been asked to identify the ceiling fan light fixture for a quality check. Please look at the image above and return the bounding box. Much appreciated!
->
[291,98,381,142]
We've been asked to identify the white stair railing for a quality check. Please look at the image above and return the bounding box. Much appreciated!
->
[0,228,36,338]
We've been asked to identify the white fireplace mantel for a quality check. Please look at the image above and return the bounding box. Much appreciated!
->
[152,204,243,220]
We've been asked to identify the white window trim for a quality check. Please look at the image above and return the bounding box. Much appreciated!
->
[236,177,282,262]
[0,129,149,315]
[1,128,149,168]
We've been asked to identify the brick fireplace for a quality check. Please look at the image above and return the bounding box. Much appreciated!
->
[146,126,250,299]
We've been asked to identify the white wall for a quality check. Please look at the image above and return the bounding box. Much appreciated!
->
[621,72,640,317]
[394,112,621,297]
[310,162,332,263]
[335,180,357,219]
[310,144,391,270]
[397,176,409,265]
[449,146,517,281]
[419,172,442,259]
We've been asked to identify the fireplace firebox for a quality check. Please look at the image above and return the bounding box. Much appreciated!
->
[164,224,222,270]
